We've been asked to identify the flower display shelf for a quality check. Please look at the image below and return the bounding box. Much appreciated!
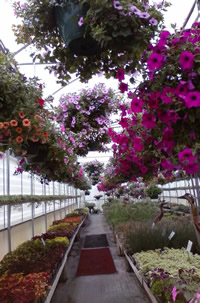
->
[44,214,88,303]
[115,234,159,303]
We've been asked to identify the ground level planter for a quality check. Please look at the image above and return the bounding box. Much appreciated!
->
[115,233,159,303]
[44,214,88,303]
[124,252,159,303]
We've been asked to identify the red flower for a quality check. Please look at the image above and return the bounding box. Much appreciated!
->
[115,68,124,81]
[38,98,44,107]
[119,82,128,93]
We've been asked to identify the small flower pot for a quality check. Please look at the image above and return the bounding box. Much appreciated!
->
[54,1,100,56]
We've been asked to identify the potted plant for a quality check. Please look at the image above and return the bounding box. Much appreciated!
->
[145,184,162,199]
[85,202,95,213]
[0,52,53,155]
[94,194,103,200]
[12,0,167,85]
[83,160,104,175]
[55,83,118,154]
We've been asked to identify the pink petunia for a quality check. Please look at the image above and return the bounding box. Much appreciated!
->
[184,91,200,108]
[147,53,164,71]
[171,286,178,302]
[116,68,124,81]
[133,137,144,151]
[142,112,157,129]
[180,51,194,70]
[184,162,199,174]
[161,158,175,170]
[178,148,196,164]
[119,82,128,93]
[131,98,143,113]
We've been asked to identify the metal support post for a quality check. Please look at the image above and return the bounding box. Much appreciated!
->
[6,150,11,252]
[30,173,34,237]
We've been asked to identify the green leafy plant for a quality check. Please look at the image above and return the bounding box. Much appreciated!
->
[145,184,162,199]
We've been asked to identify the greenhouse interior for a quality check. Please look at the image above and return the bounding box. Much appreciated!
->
[1,0,200,302]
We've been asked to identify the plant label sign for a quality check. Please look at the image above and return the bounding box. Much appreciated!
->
[186,240,193,253]
[168,231,175,240]
[41,238,46,247]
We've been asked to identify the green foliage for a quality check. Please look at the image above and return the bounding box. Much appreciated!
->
[145,184,162,198]
[123,218,200,254]
[0,195,77,206]
[105,201,158,228]
[134,248,200,279]
[47,223,70,232]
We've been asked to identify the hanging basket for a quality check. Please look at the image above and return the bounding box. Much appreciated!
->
[54,1,100,56]
[25,141,40,158]
[0,134,10,146]
[88,141,100,151]
[25,149,47,165]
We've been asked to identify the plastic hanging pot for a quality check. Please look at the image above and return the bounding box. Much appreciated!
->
[54,1,100,56]
[0,134,10,146]
[24,141,40,158]
[25,149,47,165]
[88,140,100,151]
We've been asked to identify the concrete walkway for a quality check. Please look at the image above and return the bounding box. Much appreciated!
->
[51,214,151,303]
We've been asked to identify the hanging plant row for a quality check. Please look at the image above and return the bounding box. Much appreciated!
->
[108,22,200,183]
[83,160,104,185]
[12,0,168,85]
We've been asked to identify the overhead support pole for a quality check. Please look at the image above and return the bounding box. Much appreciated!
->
[14,43,30,56]
[182,0,198,28]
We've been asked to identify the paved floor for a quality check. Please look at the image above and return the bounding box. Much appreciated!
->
[51,214,151,303]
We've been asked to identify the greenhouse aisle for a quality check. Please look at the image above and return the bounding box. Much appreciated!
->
[51,214,151,303]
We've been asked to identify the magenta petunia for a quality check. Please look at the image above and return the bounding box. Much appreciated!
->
[175,82,188,98]
[116,68,124,81]
[184,162,199,174]
[147,53,164,71]
[149,97,159,109]
[161,158,175,170]
[179,51,194,70]
[178,148,196,164]
[142,112,157,129]
[133,136,144,151]
[119,82,128,93]
[159,30,171,40]
[167,110,180,123]
[184,91,200,108]
[131,98,143,113]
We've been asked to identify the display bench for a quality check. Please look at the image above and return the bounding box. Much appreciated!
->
[44,215,88,303]
[115,234,159,303]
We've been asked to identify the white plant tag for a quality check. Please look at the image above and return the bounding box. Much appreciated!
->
[168,231,175,240]
[186,240,193,253]
[41,238,46,247]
